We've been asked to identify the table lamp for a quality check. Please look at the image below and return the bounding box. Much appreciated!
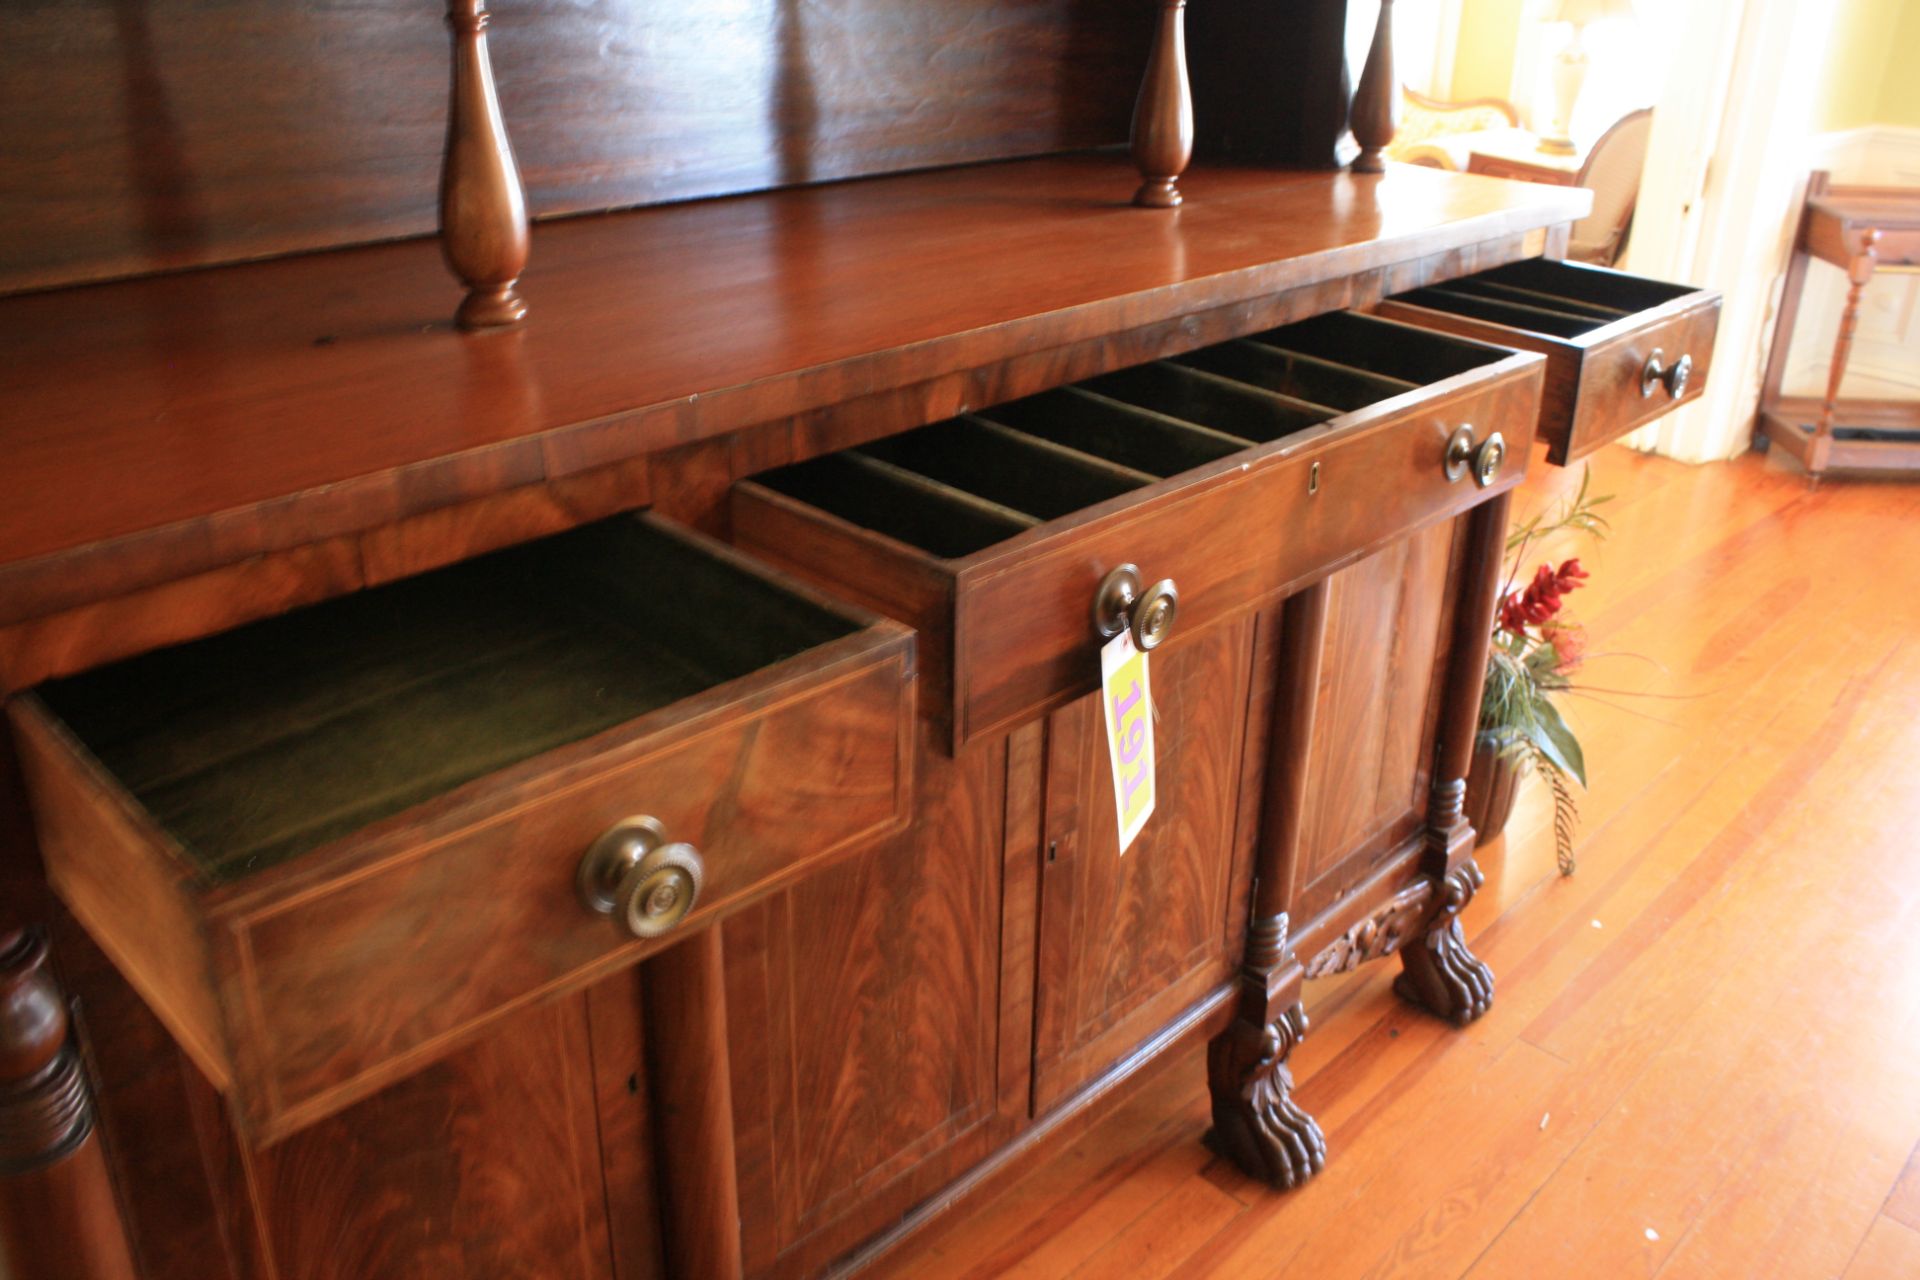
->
[1538,0,1636,155]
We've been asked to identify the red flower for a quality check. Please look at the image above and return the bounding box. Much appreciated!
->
[1497,558,1588,634]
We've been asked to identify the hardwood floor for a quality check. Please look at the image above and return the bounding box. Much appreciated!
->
[870,448,1920,1280]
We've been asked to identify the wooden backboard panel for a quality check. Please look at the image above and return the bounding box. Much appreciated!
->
[1,0,1146,293]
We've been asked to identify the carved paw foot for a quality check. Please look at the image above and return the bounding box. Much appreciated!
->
[1394,862,1495,1026]
[1395,917,1495,1025]
[1207,1007,1328,1190]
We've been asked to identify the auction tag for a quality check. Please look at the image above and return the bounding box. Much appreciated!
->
[1100,630,1156,854]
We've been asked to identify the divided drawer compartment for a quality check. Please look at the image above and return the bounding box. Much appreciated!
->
[1377,257,1722,464]
[9,515,915,1141]
[733,311,1545,749]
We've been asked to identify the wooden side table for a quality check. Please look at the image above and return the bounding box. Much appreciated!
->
[1466,130,1586,187]
[1757,170,1920,480]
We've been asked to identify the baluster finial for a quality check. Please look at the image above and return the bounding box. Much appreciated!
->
[1131,0,1194,208]
[441,0,530,329]
[1350,0,1399,173]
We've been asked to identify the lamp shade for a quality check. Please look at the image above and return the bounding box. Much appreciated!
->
[1542,0,1635,26]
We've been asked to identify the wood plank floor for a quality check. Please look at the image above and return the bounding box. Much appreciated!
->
[871,449,1920,1280]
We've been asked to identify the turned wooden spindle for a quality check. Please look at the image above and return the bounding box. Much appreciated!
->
[643,929,745,1279]
[1206,582,1331,1190]
[1350,0,1399,173]
[1393,490,1511,1026]
[1131,0,1194,208]
[441,0,530,330]
[0,930,137,1280]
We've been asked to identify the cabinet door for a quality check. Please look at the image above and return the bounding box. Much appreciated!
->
[1030,616,1257,1114]
[1290,516,1461,927]
[241,994,619,1280]
[722,722,1013,1278]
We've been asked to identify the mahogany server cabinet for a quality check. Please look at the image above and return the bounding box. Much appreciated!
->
[0,3,1719,1278]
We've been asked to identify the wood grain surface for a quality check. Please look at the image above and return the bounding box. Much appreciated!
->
[0,0,1146,294]
[8,516,914,1141]
[0,158,1586,629]
[1291,517,1458,925]
[867,446,1920,1280]
[736,346,1543,748]
[244,996,614,1280]
[724,721,1010,1277]
[1030,618,1255,1112]
[1374,260,1721,465]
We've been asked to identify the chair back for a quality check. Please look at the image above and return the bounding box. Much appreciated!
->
[1569,109,1654,265]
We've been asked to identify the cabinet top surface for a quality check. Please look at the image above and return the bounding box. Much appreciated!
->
[0,155,1585,619]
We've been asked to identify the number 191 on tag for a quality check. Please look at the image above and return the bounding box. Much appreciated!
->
[1100,630,1156,854]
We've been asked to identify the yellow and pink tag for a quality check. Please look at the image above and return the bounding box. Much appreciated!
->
[1100,630,1156,854]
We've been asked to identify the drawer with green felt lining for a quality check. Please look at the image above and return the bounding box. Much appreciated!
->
[733,311,1544,750]
[10,513,914,1141]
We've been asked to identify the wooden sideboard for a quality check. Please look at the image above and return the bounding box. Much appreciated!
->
[0,5,1719,1278]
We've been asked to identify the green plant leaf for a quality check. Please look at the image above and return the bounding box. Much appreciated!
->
[1529,696,1587,788]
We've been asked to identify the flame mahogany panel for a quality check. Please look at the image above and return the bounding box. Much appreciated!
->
[1,0,1147,294]
[1292,517,1461,926]
[1029,617,1257,1113]
[723,722,1010,1278]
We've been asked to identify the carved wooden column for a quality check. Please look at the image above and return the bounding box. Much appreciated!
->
[1350,0,1398,173]
[0,930,137,1280]
[442,0,530,330]
[1207,583,1330,1189]
[1131,0,1194,207]
[1396,491,1510,1025]
[643,928,744,1280]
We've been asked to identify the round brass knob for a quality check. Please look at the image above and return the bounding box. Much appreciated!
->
[1444,425,1476,483]
[1471,432,1507,489]
[577,816,705,939]
[1131,579,1179,652]
[1093,564,1142,640]
[1093,564,1179,651]
[1663,352,1692,400]
[1641,348,1691,401]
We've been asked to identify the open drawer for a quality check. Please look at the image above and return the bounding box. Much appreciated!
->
[732,311,1544,750]
[1375,257,1722,465]
[8,514,914,1141]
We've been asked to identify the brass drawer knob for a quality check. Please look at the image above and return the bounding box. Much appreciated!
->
[1094,563,1180,652]
[1641,348,1693,401]
[1444,426,1477,483]
[577,815,704,939]
[1471,432,1507,488]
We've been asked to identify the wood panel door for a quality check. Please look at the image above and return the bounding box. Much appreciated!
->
[1291,517,1463,928]
[1030,616,1257,1114]
[236,994,621,1280]
[722,722,1014,1279]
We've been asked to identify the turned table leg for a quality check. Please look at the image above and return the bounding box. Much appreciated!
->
[1395,492,1509,1025]
[0,930,138,1280]
[1810,232,1881,482]
[643,927,744,1280]
[1207,581,1331,1189]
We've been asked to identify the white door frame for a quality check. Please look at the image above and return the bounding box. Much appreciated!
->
[1621,0,1840,463]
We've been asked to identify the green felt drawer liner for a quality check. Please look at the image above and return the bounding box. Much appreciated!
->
[38,517,856,883]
